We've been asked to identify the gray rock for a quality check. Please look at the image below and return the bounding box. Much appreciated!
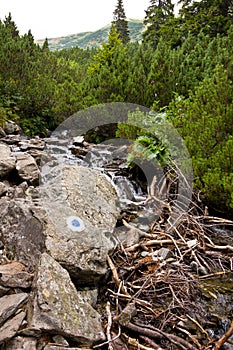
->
[73,135,85,145]
[52,335,69,346]
[0,261,33,288]
[1,336,37,350]
[41,165,119,284]
[0,197,46,270]
[0,181,7,196]
[0,143,16,178]
[44,347,90,350]
[4,121,21,135]
[16,153,40,185]
[157,247,173,260]
[115,226,141,247]
[0,285,10,297]
[0,311,26,345]
[0,293,28,327]
[0,126,6,138]
[28,253,105,346]
[77,288,98,307]
[0,271,33,289]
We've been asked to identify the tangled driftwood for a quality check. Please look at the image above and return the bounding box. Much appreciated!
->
[96,205,233,350]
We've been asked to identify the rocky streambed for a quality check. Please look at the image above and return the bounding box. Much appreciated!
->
[0,123,232,350]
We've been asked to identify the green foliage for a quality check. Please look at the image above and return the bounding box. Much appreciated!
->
[112,0,130,44]
[167,65,233,215]
[143,0,174,47]
[116,109,171,169]
[178,0,233,38]
[88,25,123,74]
[127,135,169,169]
[86,26,129,103]
[0,9,232,216]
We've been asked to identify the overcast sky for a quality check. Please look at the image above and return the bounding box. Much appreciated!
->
[0,0,152,40]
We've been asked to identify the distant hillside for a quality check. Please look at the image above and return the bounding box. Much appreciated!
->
[37,19,144,50]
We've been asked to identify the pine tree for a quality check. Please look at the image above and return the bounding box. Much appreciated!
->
[178,0,233,37]
[3,13,19,38]
[42,38,49,51]
[112,0,130,45]
[143,0,174,46]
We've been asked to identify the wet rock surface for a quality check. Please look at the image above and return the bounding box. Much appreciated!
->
[43,165,119,284]
[0,128,232,349]
[0,131,128,348]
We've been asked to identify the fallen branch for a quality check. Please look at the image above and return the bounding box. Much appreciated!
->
[107,255,130,296]
[139,335,167,350]
[122,333,156,350]
[106,301,114,350]
[186,314,210,339]
[126,239,186,252]
[206,243,233,251]
[93,326,121,349]
[125,322,199,350]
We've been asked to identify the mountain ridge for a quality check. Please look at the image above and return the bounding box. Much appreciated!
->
[36,19,144,50]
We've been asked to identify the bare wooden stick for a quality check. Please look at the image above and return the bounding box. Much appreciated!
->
[93,325,121,349]
[106,301,114,350]
[186,314,210,339]
[125,322,199,350]
[199,271,231,279]
[125,239,186,252]
[140,335,167,350]
[206,243,233,251]
[123,333,155,350]
[107,255,130,296]
[175,326,202,349]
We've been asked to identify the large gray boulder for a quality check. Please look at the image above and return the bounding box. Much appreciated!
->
[16,152,40,185]
[28,253,105,346]
[0,195,46,271]
[41,165,119,284]
[0,143,16,178]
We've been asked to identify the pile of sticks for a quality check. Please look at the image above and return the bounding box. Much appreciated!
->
[96,212,233,350]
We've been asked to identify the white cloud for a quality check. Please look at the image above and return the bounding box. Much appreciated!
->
[0,0,150,39]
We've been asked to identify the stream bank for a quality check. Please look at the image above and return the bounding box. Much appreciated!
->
[0,123,232,349]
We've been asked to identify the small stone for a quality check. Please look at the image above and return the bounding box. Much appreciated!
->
[187,239,197,248]
[73,135,85,145]
[16,153,40,185]
[141,251,149,257]
[137,224,150,232]
[4,121,21,135]
[0,311,26,344]
[0,293,28,326]
[0,143,16,178]
[157,247,173,260]
[0,260,32,289]
[52,335,69,346]
[0,182,7,196]
[1,336,37,350]
[0,261,27,274]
